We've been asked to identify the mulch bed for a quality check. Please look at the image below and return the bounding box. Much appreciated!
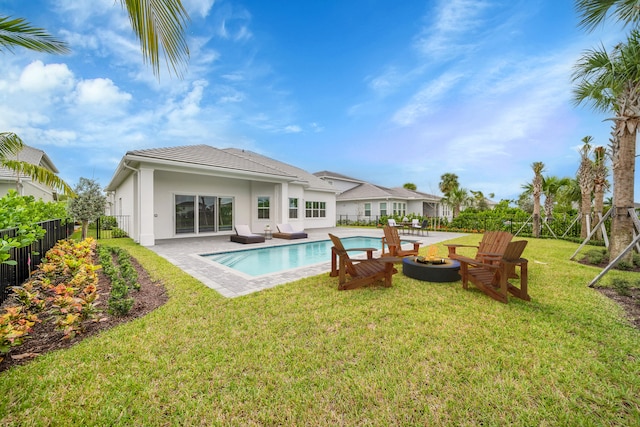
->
[0,256,167,373]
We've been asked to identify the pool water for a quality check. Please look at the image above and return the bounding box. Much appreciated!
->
[203,236,382,277]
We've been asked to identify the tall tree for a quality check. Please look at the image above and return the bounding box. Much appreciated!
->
[542,175,571,220]
[592,144,609,239]
[67,178,107,239]
[442,187,470,218]
[0,2,190,78]
[573,30,640,260]
[577,136,595,238]
[0,19,73,195]
[577,0,640,31]
[439,173,459,196]
[403,182,417,191]
[531,162,545,238]
[1,1,191,196]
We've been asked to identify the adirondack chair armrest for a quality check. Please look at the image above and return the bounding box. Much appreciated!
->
[378,256,403,264]
[445,243,479,257]
[455,255,499,270]
[345,247,376,259]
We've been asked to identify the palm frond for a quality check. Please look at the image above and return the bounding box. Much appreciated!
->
[0,132,24,159]
[2,159,74,196]
[121,0,190,79]
[0,16,70,54]
[576,0,640,32]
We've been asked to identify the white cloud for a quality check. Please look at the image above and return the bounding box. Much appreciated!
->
[73,78,132,106]
[283,125,302,133]
[392,72,463,126]
[18,61,75,93]
[183,0,216,18]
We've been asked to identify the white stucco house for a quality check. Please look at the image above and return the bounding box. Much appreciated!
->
[313,171,450,222]
[105,145,337,246]
[0,145,61,202]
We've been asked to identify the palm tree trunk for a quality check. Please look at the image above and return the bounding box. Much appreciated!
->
[610,128,636,262]
[580,190,592,239]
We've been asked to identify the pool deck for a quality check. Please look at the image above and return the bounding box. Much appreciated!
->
[148,227,467,298]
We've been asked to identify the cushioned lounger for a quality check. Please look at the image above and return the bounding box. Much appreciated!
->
[273,223,308,239]
[230,225,265,244]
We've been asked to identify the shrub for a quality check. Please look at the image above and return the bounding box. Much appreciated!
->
[100,216,118,230]
[611,278,632,296]
[111,227,128,238]
[582,248,607,265]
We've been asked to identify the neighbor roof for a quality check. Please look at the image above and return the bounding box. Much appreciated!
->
[0,145,59,180]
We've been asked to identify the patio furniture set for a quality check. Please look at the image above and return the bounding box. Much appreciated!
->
[330,227,530,304]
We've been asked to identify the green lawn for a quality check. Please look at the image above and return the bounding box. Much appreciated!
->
[1,235,639,426]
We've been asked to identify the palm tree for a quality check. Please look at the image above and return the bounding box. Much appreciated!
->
[573,30,640,260]
[577,0,640,31]
[577,136,595,239]
[0,16,70,54]
[592,145,609,239]
[1,1,190,195]
[0,19,73,194]
[1,1,189,78]
[439,173,459,196]
[403,183,417,191]
[542,175,571,220]
[442,187,470,219]
[531,162,544,238]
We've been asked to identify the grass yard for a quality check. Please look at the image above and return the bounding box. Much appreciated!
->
[0,235,639,426]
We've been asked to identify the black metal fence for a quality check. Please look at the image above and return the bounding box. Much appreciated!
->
[93,215,131,240]
[0,219,74,304]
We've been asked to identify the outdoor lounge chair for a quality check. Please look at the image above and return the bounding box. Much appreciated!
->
[273,223,308,239]
[230,225,265,244]
[456,240,529,303]
[328,233,399,290]
[381,225,421,257]
[445,230,513,264]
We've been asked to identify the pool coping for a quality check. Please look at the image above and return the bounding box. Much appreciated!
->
[148,227,467,297]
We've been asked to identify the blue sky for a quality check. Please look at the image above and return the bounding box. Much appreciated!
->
[0,0,631,202]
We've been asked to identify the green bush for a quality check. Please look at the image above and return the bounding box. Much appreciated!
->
[582,248,607,265]
[100,216,118,230]
[611,277,632,296]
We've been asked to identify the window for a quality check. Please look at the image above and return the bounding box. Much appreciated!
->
[393,202,406,216]
[289,198,298,219]
[218,197,233,231]
[380,202,387,216]
[175,195,195,234]
[364,203,371,217]
[258,196,270,219]
[305,201,326,218]
[198,196,216,232]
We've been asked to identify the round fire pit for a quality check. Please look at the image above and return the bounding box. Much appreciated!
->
[402,257,461,282]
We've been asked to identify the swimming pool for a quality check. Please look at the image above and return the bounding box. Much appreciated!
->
[202,236,382,276]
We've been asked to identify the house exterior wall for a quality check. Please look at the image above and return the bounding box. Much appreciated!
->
[1,180,56,202]
[153,170,253,240]
[301,189,336,228]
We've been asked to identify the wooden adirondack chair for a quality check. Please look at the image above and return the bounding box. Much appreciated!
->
[445,230,513,264]
[381,225,421,257]
[329,234,399,290]
[457,240,529,303]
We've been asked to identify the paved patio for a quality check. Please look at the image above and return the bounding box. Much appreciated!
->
[148,227,467,298]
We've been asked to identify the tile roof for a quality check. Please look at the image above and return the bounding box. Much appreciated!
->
[0,145,58,179]
[126,144,294,177]
[223,148,335,191]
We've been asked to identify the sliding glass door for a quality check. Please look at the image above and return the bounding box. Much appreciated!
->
[175,194,233,234]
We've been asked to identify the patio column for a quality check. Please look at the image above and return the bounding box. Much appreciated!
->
[139,167,155,246]
[278,182,289,224]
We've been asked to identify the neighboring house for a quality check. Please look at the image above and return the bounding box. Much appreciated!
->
[0,145,61,202]
[314,171,449,222]
[105,145,337,246]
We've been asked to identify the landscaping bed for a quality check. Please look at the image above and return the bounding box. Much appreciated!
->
[0,239,166,372]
